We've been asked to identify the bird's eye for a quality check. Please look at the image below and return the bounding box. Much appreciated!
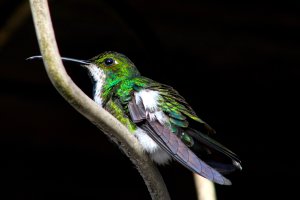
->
[104,58,114,66]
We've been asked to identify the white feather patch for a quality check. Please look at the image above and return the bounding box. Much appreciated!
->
[154,110,168,124]
[134,89,168,123]
[150,149,172,165]
[85,64,106,106]
[135,89,160,111]
[134,128,171,164]
[134,128,159,153]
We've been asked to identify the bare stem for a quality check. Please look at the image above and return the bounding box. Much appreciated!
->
[194,173,217,200]
[29,0,170,199]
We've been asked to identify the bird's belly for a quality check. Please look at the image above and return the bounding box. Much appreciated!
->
[134,128,171,165]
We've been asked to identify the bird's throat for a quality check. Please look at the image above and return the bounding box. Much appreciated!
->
[86,64,106,107]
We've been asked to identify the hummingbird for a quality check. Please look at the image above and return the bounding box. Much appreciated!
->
[28,51,242,185]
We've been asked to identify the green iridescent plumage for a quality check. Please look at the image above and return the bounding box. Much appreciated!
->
[105,99,137,132]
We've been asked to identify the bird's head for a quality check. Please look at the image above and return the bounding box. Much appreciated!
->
[87,51,140,81]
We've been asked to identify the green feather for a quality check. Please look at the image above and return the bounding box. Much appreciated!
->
[169,112,186,120]
[105,99,136,132]
[180,132,194,147]
[169,118,189,128]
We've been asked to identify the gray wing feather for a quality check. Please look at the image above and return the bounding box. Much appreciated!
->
[128,98,232,185]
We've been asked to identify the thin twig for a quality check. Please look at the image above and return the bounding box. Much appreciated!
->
[194,173,217,200]
[29,0,170,199]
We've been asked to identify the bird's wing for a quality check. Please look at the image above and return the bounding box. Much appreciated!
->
[127,86,232,185]
[146,81,216,134]
[128,77,241,173]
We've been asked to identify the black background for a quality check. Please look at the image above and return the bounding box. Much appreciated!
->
[1,0,299,199]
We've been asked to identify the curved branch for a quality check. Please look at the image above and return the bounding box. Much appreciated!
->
[29,0,170,199]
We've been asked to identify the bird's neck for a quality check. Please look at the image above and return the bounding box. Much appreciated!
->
[87,64,141,107]
[88,65,106,107]
[91,74,129,107]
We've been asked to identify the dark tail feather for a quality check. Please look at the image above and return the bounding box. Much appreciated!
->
[205,160,238,174]
[185,128,242,172]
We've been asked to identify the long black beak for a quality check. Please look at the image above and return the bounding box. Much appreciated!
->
[26,55,90,65]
